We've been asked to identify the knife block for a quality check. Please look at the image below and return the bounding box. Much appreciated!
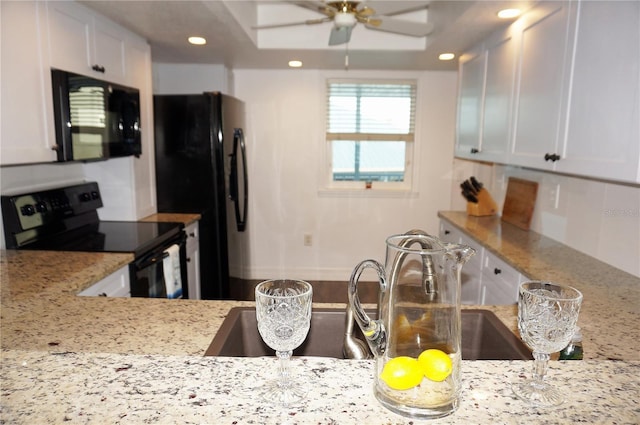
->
[467,189,498,217]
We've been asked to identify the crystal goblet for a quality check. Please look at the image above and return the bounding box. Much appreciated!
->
[512,281,583,407]
[255,279,313,406]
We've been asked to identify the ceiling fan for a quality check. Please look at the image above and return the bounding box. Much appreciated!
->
[254,1,434,46]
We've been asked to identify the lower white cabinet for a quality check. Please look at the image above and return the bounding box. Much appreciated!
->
[439,220,527,305]
[78,265,130,297]
[185,221,201,300]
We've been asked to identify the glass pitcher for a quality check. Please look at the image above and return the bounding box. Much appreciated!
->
[348,230,475,419]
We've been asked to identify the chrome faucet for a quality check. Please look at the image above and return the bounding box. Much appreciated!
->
[396,229,438,297]
[343,305,372,359]
[342,229,438,359]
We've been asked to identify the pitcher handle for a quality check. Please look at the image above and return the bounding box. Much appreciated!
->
[348,259,387,357]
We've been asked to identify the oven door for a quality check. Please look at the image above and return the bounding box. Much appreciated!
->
[130,232,187,298]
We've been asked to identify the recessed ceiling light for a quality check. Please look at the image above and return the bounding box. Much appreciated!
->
[188,36,207,45]
[497,8,522,19]
[288,60,303,68]
[439,53,455,61]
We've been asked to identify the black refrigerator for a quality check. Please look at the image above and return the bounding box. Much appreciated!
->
[153,92,248,299]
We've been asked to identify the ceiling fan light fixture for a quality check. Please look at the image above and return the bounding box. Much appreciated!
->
[439,53,455,61]
[188,36,206,45]
[497,8,522,19]
[334,12,357,28]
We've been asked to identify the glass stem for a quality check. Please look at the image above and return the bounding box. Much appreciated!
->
[532,352,550,385]
[276,350,292,388]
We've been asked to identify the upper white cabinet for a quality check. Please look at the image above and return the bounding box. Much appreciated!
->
[479,28,517,163]
[455,26,517,163]
[456,0,640,184]
[46,1,126,83]
[510,2,572,170]
[559,0,640,182]
[0,1,57,164]
[455,48,485,158]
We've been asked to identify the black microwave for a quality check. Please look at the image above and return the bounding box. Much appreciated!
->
[51,69,142,162]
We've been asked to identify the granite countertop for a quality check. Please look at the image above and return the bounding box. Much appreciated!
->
[438,211,640,361]
[1,211,639,424]
[140,212,201,226]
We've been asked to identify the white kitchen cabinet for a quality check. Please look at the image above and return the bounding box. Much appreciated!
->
[78,265,130,297]
[480,251,522,305]
[127,37,157,219]
[0,1,57,165]
[455,26,516,164]
[46,1,126,84]
[458,0,640,184]
[558,0,640,182]
[510,2,572,170]
[185,221,201,300]
[479,28,516,163]
[455,49,485,159]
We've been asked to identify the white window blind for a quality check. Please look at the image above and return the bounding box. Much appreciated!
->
[326,81,416,141]
[325,80,417,186]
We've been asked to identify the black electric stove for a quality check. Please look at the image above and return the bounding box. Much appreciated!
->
[1,182,182,256]
[1,182,188,298]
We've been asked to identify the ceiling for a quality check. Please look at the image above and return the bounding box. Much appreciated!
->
[79,0,534,71]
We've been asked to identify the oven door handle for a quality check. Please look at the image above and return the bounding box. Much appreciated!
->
[135,251,170,270]
[134,231,186,270]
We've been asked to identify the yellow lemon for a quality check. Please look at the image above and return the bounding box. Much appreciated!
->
[379,356,423,390]
[418,349,453,382]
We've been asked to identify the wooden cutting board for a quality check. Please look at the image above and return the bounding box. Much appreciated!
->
[501,177,538,230]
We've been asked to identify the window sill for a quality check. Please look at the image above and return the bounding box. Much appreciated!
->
[317,188,419,198]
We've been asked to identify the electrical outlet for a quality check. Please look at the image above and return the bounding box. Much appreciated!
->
[303,234,312,246]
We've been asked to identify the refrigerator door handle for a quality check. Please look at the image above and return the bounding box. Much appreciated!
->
[231,128,248,232]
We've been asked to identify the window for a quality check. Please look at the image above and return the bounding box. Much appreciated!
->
[326,79,417,190]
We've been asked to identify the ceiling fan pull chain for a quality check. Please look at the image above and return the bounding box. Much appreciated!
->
[345,43,349,70]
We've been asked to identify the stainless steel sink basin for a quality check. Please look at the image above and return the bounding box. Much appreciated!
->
[205,307,532,360]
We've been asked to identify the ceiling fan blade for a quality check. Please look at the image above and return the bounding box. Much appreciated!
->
[365,16,433,37]
[329,26,353,46]
[290,1,336,17]
[253,17,331,30]
[357,1,430,17]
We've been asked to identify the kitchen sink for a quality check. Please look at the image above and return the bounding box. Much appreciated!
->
[204,307,532,360]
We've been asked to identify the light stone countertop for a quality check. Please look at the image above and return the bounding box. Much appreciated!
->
[438,211,640,361]
[140,212,201,226]
[1,211,639,424]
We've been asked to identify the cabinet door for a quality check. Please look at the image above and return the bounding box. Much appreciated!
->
[127,38,157,218]
[92,17,127,83]
[560,1,640,183]
[510,3,571,169]
[78,265,131,297]
[455,50,485,159]
[0,1,56,165]
[46,1,93,75]
[481,252,521,305]
[480,29,516,163]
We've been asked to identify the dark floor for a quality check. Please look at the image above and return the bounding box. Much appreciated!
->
[230,278,379,304]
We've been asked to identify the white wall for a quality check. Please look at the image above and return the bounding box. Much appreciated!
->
[234,69,458,281]
[450,159,640,278]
